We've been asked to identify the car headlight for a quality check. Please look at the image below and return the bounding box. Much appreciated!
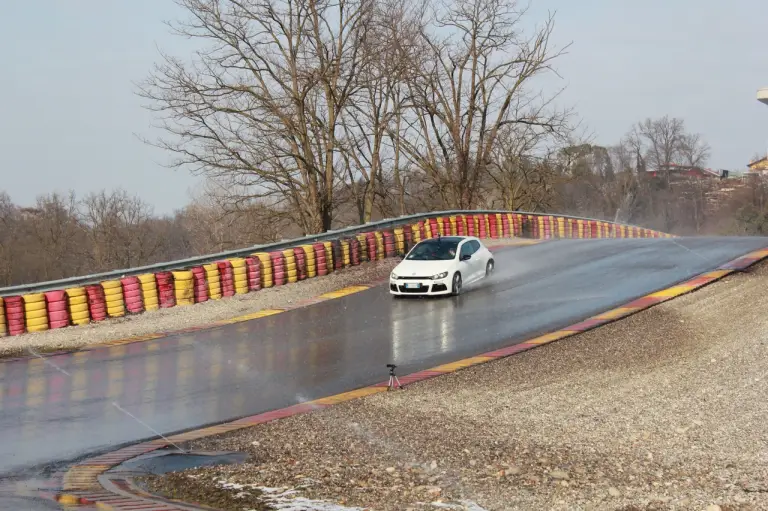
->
[431,271,448,280]
[390,272,398,280]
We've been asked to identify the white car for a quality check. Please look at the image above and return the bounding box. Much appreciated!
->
[389,236,495,296]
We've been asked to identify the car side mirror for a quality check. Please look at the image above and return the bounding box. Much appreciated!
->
[460,253,471,261]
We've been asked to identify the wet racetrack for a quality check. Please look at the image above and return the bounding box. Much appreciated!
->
[1,236,767,507]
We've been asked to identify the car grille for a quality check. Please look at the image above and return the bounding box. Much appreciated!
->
[398,284,430,293]
[398,276,430,280]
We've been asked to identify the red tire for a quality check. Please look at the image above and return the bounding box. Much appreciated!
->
[4,296,25,335]
[155,272,176,308]
[86,285,107,321]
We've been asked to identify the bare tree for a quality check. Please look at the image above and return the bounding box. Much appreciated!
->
[25,192,86,281]
[632,116,686,177]
[679,132,711,167]
[398,0,570,209]
[340,0,422,223]
[138,0,374,234]
[81,189,159,270]
[0,192,19,286]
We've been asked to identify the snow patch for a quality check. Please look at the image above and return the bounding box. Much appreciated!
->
[215,479,364,510]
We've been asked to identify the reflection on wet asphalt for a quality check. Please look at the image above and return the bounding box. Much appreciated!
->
[1,237,766,480]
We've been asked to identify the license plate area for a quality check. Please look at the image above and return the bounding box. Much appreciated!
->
[404,283,421,289]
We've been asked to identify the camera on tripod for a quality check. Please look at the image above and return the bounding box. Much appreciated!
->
[386,363,401,390]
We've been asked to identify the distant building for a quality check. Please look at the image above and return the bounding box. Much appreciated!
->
[747,156,768,175]
[646,163,722,180]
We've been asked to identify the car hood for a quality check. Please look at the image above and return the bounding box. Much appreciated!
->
[393,259,454,277]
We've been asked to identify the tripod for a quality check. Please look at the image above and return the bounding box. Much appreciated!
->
[387,364,402,391]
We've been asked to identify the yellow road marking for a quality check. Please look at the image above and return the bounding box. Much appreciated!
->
[312,387,387,405]
[431,356,494,372]
[526,330,572,345]
[594,307,635,320]
[318,286,370,299]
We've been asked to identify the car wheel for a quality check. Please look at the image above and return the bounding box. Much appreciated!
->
[486,259,495,277]
[451,272,462,296]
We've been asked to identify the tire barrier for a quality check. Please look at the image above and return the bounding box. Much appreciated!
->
[477,215,488,238]
[155,271,176,309]
[356,234,369,262]
[172,270,195,306]
[45,290,69,329]
[323,241,334,273]
[282,250,298,284]
[300,245,317,278]
[374,231,385,260]
[427,217,438,238]
[22,293,48,333]
[292,248,308,280]
[383,230,396,258]
[415,221,425,242]
[101,280,125,318]
[217,261,236,297]
[202,264,222,299]
[488,214,499,239]
[393,228,405,256]
[331,240,343,270]
[85,284,107,322]
[138,273,160,311]
[0,211,672,337]
[245,257,262,290]
[191,266,209,303]
[340,239,351,266]
[313,243,328,276]
[230,258,249,294]
[349,237,361,266]
[364,232,377,262]
[252,253,274,288]
[121,277,144,314]
[5,296,25,336]
[270,251,287,286]
[0,297,5,337]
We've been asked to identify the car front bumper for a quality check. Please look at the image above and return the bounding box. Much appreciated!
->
[389,278,451,295]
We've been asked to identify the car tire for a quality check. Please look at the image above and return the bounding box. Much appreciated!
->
[451,272,462,296]
[486,259,495,277]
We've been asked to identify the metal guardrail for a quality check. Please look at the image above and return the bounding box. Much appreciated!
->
[0,210,651,296]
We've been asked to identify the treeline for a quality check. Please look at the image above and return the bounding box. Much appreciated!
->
[2,145,765,287]
[0,189,283,287]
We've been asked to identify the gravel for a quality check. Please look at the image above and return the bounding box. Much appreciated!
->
[0,259,398,359]
[142,261,768,510]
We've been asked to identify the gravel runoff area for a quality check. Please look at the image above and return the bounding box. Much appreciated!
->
[0,258,397,359]
[0,238,533,359]
[142,260,768,511]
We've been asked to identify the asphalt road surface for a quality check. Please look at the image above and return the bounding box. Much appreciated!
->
[1,237,766,505]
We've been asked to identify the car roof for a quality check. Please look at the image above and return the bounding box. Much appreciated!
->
[416,236,479,243]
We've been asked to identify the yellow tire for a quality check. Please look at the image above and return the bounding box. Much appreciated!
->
[23,293,46,311]
[203,263,223,299]
[65,287,86,297]
[172,270,195,304]
[101,280,121,290]
[27,317,49,332]
[25,308,48,320]
[71,315,90,326]
[233,276,249,295]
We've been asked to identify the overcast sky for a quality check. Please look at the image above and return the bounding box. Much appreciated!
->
[1,0,767,215]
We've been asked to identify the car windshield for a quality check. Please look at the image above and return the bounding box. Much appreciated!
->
[406,239,460,261]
